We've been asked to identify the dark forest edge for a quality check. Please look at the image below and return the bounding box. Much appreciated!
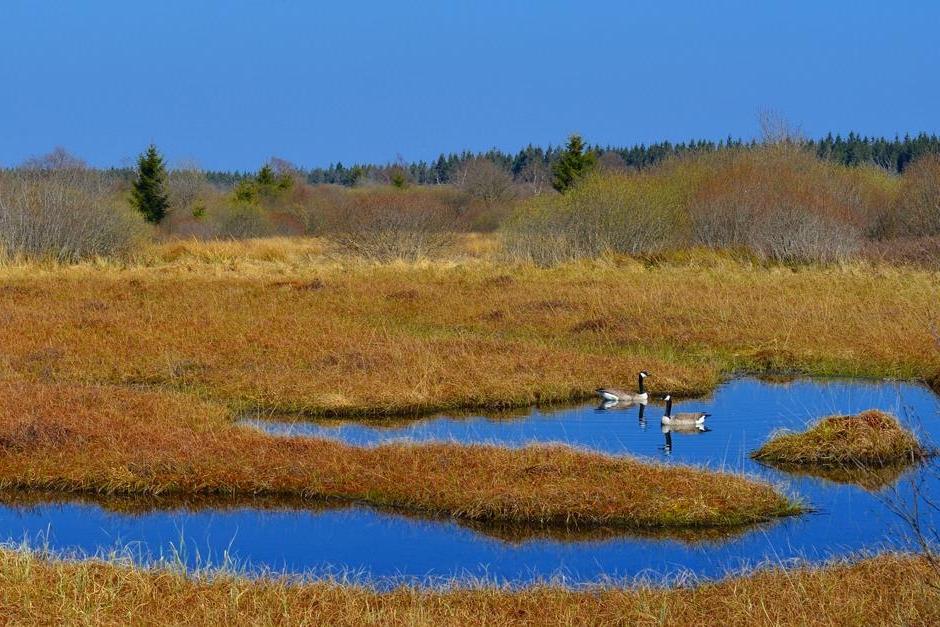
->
[13,131,940,186]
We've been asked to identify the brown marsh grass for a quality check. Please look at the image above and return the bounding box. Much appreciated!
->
[0,550,935,626]
[752,410,931,467]
[0,239,937,416]
[0,381,798,528]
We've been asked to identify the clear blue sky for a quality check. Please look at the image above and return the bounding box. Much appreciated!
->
[1,1,937,171]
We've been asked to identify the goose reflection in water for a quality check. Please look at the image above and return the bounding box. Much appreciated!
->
[595,400,650,430]
[660,423,710,455]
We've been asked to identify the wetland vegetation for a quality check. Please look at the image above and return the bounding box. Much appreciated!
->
[0,550,936,626]
[1,140,939,623]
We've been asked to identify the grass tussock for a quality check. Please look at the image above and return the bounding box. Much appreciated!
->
[0,242,937,416]
[0,551,935,626]
[0,381,798,529]
[752,410,931,467]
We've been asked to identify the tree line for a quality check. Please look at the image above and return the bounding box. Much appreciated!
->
[293,132,940,187]
[64,131,940,192]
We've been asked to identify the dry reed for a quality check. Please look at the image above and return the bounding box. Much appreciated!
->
[0,550,934,626]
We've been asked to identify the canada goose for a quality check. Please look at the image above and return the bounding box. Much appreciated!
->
[596,371,650,404]
[660,394,709,427]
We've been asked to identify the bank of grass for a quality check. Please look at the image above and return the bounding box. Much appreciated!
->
[752,410,931,467]
[0,550,935,626]
[0,381,798,529]
[0,238,938,416]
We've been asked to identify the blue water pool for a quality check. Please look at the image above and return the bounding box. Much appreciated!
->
[1,377,937,586]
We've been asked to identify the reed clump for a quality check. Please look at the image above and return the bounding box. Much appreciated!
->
[752,410,930,467]
[0,550,935,626]
[0,381,799,529]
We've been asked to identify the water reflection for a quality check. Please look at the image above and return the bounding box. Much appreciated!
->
[754,460,920,493]
[0,491,759,546]
[660,424,710,456]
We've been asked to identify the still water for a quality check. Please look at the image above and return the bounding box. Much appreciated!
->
[2,378,938,586]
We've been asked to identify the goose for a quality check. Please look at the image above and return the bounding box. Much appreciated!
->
[660,394,709,427]
[596,371,650,404]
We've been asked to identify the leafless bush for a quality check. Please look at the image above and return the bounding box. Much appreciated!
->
[691,197,861,263]
[167,163,214,216]
[502,171,686,265]
[860,235,940,270]
[319,189,459,261]
[884,456,940,589]
[894,155,940,237]
[689,147,863,263]
[207,202,277,239]
[758,108,805,145]
[517,158,553,196]
[0,167,146,262]
[453,158,516,205]
[596,151,629,173]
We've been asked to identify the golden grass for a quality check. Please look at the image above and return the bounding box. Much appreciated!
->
[0,381,797,528]
[0,550,935,626]
[752,410,931,467]
[0,238,937,417]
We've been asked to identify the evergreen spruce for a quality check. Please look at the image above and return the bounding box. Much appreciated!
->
[131,144,170,223]
[552,134,596,192]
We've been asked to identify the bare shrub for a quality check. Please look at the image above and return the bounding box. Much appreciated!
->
[318,188,461,261]
[861,235,940,270]
[453,158,516,206]
[754,207,860,263]
[167,163,214,217]
[207,202,276,239]
[893,155,940,237]
[688,146,863,263]
[0,167,146,262]
[502,171,688,265]
[758,108,805,145]
[596,151,629,173]
[517,158,553,196]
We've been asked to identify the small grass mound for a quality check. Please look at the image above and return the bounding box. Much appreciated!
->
[752,410,930,467]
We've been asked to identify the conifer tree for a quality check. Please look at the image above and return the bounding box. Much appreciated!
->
[131,144,170,223]
[552,134,596,192]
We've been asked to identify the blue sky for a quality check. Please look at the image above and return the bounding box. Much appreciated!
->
[1,1,937,170]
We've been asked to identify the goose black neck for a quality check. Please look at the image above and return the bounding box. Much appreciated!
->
[638,373,644,394]
[665,397,672,416]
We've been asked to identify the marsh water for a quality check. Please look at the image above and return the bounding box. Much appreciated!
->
[2,378,938,586]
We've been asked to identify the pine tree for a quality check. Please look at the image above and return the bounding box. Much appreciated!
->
[131,144,170,223]
[552,134,596,192]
